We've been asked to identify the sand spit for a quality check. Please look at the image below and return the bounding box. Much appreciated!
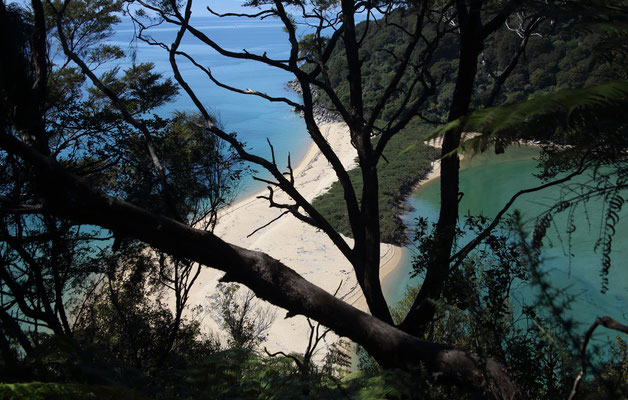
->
[186,122,414,357]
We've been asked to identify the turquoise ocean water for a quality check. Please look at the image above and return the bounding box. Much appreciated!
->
[388,147,628,345]
[111,16,627,341]
[110,16,312,199]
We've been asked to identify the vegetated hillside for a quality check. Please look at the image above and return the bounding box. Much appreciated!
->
[312,9,627,244]
[317,9,626,120]
[312,120,439,244]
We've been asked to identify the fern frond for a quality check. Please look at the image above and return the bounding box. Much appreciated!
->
[594,180,626,292]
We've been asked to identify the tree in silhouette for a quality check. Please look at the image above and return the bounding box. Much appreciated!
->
[2,0,627,397]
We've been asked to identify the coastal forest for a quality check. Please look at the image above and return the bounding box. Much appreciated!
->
[1,0,627,399]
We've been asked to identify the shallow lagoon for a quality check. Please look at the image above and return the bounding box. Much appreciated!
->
[388,146,628,345]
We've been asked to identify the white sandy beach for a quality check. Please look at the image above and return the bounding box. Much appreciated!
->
[186,121,440,358]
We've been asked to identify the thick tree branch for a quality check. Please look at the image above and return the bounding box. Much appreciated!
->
[400,0,492,336]
[0,129,523,399]
[340,0,364,121]
[141,0,293,70]
[165,0,354,261]
[255,186,319,229]
[267,5,362,229]
[0,204,45,215]
[174,49,302,109]
[130,11,301,110]
[206,7,275,19]
[160,0,364,261]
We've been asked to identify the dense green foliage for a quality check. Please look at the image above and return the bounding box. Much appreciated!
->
[310,7,628,397]
[312,120,439,243]
[352,214,628,399]
[2,0,628,398]
[0,382,146,400]
[313,6,627,245]
[0,1,244,396]
[317,8,627,121]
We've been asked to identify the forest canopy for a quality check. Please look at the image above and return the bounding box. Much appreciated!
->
[1,0,627,399]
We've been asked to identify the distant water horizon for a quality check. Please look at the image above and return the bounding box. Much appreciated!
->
[110,15,313,200]
[111,15,627,347]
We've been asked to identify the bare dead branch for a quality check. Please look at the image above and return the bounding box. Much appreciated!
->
[173,49,303,109]
[247,211,290,238]
[285,153,295,185]
[568,316,628,400]
[486,16,544,107]
[256,186,320,229]
[0,204,44,215]
[252,177,280,187]
[166,0,353,261]
[162,1,357,259]
[264,346,303,368]
[206,7,275,19]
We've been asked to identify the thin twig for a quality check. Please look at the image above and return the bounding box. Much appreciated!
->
[568,316,628,400]
[450,161,588,268]
[267,138,276,166]
[286,153,294,185]
[252,176,280,186]
[247,211,289,238]
[206,7,275,19]
[264,347,303,368]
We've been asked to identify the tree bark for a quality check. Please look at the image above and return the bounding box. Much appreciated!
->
[400,1,485,336]
[0,130,523,398]
[0,1,529,395]
[334,0,393,324]
[354,136,393,324]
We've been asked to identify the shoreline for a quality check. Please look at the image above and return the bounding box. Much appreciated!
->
[188,119,443,357]
[215,119,334,217]
[384,141,544,304]
[188,121,397,357]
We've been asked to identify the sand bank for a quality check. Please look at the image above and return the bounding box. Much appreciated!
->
[183,121,458,359]
[185,122,403,357]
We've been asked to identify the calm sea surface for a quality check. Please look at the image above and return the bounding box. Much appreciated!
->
[387,147,628,345]
[112,16,627,342]
[110,16,312,199]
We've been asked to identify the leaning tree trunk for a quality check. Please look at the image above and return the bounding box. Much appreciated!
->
[0,129,525,399]
[399,0,515,337]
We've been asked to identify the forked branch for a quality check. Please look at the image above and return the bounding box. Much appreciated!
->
[165,0,353,260]
[568,316,628,400]
[0,127,523,399]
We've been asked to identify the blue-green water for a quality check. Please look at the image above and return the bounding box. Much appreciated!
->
[110,16,628,337]
[387,147,628,341]
[108,13,374,199]
[110,16,312,199]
